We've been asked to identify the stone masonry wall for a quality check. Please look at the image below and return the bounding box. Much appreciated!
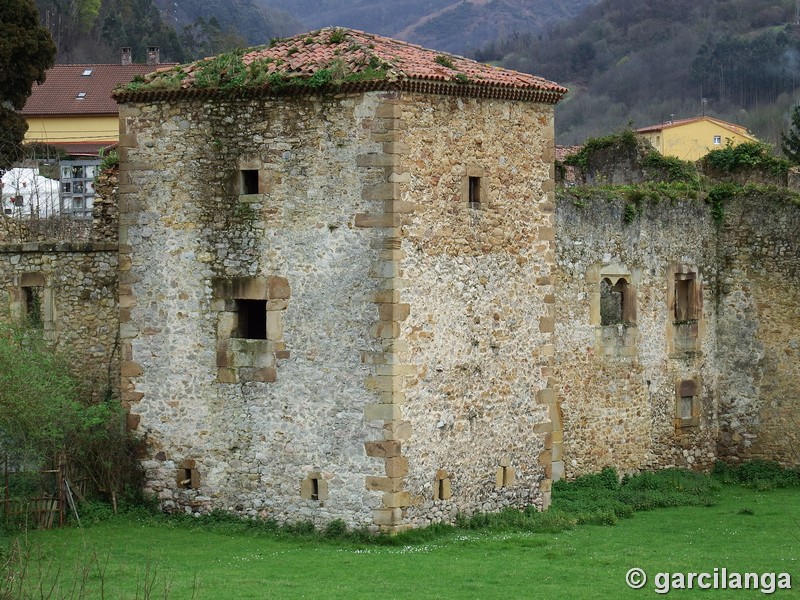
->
[397,96,557,525]
[0,242,119,398]
[555,197,720,478]
[716,195,800,464]
[118,92,395,527]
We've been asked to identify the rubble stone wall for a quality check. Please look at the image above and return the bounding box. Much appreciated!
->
[397,95,557,525]
[716,195,800,464]
[117,92,391,527]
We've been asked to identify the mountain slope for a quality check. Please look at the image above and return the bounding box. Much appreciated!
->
[262,0,598,54]
[477,0,800,146]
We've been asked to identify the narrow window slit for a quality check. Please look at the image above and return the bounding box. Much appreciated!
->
[468,176,481,208]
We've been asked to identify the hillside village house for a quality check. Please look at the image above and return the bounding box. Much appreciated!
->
[14,48,171,218]
[21,48,167,157]
[635,115,759,161]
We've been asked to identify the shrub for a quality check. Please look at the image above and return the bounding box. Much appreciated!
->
[703,141,790,176]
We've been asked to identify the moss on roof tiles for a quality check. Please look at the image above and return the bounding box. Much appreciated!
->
[115,27,567,101]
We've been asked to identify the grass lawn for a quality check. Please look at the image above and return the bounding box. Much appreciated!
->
[6,484,800,599]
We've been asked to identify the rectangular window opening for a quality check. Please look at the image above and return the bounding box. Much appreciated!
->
[179,468,194,489]
[437,478,445,500]
[713,135,721,145]
[600,278,625,325]
[310,478,319,501]
[675,278,694,322]
[468,176,481,207]
[23,287,43,329]
[240,169,259,195]
[235,299,267,339]
[680,396,694,420]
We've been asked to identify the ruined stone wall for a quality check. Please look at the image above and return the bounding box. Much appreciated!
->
[0,242,119,398]
[716,195,800,465]
[555,197,720,478]
[397,96,557,524]
[118,92,394,526]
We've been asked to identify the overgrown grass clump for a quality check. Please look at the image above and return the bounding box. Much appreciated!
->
[456,467,717,533]
[712,459,800,490]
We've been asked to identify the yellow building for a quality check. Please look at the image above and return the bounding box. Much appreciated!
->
[20,51,169,157]
[636,116,758,162]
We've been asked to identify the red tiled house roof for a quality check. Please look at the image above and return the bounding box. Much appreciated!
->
[113,28,567,104]
[22,64,175,117]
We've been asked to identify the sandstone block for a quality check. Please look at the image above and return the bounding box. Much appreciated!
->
[539,317,555,333]
[379,303,410,321]
[362,182,399,200]
[383,420,412,440]
[354,213,399,228]
[364,440,401,458]
[382,491,411,508]
[385,456,409,477]
[121,361,143,377]
[364,403,402,422]
[267,276,290,299]
[372,507,402,526]
[365,476,404,493]
[374,103,401,118]
[536,388,556,405]
[356,153,395,167]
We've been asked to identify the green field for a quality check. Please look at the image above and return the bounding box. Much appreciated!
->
[3,483,799,599]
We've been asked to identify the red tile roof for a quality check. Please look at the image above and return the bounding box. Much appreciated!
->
[114,28,567,104]
[22,64,176,116]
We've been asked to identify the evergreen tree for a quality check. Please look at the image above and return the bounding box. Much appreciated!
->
[781,105,800,165]
[0,0,56,167]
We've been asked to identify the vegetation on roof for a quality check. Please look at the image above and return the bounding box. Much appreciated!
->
[119,33,398,95]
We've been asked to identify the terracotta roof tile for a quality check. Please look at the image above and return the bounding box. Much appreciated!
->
[22,64,176,116]
[117,28,567,103]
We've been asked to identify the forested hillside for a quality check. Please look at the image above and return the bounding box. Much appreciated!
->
[35,0,300,64]
[263,0,597,55]
[476,0,800,146]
